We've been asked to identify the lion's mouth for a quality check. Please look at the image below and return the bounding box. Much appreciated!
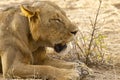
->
[54,43,67,53]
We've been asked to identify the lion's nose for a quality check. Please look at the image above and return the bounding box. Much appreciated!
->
[71,31,78,35]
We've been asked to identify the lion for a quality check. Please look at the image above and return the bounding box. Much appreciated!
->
[0,1,92,80]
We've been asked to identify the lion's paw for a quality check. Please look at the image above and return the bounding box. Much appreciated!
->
[64,70,80,80]
[74,61,94,79]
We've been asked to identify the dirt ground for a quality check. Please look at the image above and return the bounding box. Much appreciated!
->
[0,0,120,80]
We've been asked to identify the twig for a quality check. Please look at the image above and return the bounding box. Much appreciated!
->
[88,0,102,52]
[86,0,102,64]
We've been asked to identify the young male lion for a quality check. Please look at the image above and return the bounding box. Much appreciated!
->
[0,1,91,80]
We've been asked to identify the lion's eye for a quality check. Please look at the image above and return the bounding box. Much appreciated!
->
[55,19,65,25]
[49,19,63,24]
[54,19,61,23]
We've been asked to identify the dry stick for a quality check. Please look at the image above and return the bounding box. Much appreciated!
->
[86,0,102,64]
[78,30,87,53]
[76,42,83,60]
[75,29,87,60]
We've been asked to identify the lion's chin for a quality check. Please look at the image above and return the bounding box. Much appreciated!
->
[54,43,67,53]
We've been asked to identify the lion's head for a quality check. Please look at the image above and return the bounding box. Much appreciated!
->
[20,1,78,52]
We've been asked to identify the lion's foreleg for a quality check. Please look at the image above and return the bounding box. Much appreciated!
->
[32,47,79,69]
[1,47,80,79]
[11,63,80,80]
[43,57,79,69]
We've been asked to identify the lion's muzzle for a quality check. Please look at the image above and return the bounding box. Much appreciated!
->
[54,43,67,53]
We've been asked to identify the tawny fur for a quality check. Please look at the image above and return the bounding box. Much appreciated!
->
[0,1,91,80]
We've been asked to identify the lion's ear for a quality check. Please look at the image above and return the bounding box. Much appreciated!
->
[20,5,34,18]
[20,5,41,41]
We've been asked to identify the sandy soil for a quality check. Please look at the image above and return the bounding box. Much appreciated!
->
[0,0,120,80]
